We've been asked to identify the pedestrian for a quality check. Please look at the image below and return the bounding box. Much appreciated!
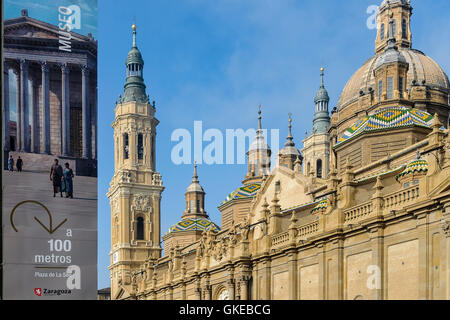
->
[50,159,63,197]
[16,156,23,172]
[62,162,74,198]
[8,155,14,172]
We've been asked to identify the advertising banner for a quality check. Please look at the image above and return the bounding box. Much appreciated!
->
[2,0,98,300]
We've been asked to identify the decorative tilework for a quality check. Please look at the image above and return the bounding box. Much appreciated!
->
[222,183,262,204]
[169,217,220,234]
[311,199,328,214]
[337,107,434,145]
[396,158,428,181]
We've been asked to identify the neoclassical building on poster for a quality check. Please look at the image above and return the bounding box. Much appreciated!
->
[109,0,450,300]
[3,9,97,175]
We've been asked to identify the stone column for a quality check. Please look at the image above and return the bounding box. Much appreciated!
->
[240,276,249,300]
[19,59,29,152]
[30,76,39,153]
[227,280,235,300]
[40,62,51,154]
[61,63,70,156]
[3,62,10,152]
[81,65,91,158]
[129,129,137,166]
[14,68,21,151]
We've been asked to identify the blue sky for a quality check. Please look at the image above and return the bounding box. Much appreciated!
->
[5,0,97,37]
[97,0,450,289]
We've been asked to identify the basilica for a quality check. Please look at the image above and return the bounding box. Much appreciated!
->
[108,0,450,300]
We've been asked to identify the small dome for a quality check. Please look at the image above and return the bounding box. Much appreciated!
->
[375,46,406,69]
[314,87,330,103]
[249,130,270,152]
[280,145,301,156]
[396,158,428,181]
[186,182,204,193]
[168,217,220,234]
[186,162,204,193]
[126,47,144,66]
[222,183,261,204]
[337,107,434,146]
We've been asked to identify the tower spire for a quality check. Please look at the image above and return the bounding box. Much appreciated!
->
[192,161,199,183]
[258,105,262,130]
[320,67,325,88]
[285,113,295,147]
[132,23,137,48]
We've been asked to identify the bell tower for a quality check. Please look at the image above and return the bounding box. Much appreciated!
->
[107,24,164,299]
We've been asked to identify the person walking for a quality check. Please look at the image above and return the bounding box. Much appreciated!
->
[62,162,74,198]
[50,159,63,197]
[16,156,23,172]
[8,155,14,172]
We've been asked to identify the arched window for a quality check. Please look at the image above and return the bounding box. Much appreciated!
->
[387,77,394,100]
[380,24,385,40]
[317,159,323,178]
[136,217,144,240]
[124,133,129,159]
[378,80,383,101]
[392,19,397,37]
[402,19,407,39]
[190,200,194,213]
[137,133,144,160]
[399,76,404,98]
[307,162,311,176]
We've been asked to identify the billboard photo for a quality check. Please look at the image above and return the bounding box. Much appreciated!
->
[2,0,98,300]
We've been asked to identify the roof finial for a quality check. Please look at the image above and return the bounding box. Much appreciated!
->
[285,113,295,147]
[192,160,198,182]
[288,113,293,138]
[258,105,262,130]
[132,23,137,48]
[320,67,325,88]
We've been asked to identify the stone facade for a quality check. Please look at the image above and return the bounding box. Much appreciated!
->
[110,0,450,300]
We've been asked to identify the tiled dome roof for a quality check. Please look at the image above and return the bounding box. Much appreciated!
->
[337,49,450,111]
[396,158,428,181]
[168,217,220,234]
[337,107,434,146]
[222,183,261,204]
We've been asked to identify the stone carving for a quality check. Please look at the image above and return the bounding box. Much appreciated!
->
[132,194,151,213]
[441,220,450,236]
[119,170,133,183]
[212,238,228,262]
[152,172,162,186]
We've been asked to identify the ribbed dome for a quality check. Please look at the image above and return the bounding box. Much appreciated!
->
[337,48,450,110]
[126,46,144,66]
[315,87,330,103]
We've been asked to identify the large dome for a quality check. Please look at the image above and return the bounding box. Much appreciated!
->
[337,48,450,110]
